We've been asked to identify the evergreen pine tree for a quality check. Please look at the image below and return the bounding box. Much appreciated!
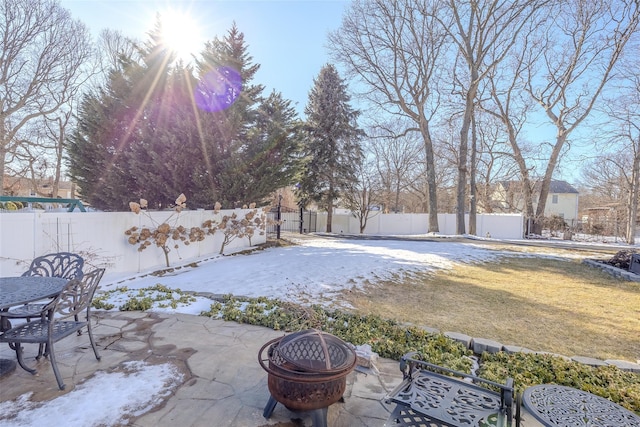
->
[68,19,176,210]
[194,23,264,207]
[230,91,304,204]
[129,64,206,208]
[69,22,302,210]
[299,64,363,232]
[124,20,194,208]
[67,60,149,210]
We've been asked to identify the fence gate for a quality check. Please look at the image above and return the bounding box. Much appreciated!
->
[302,210,317,233]
[267,209,317,237]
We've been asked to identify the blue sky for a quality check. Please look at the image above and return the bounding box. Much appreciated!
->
[57,0,588,184]
[60,0,349,115]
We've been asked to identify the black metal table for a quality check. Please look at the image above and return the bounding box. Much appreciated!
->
[0,276,68,378]
[522,384,640,427]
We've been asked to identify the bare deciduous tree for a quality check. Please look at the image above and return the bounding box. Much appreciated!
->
[329,0,449,232]
[472,112,521,214]
[478,20,543,229]
[432,0,549,235]
[524,0,640,234]
[43,107,74,198]
[595,75,640,244]
[342,154,381,233]
[0,0,93,194]
[97,29,138,74]
[368,123,422,214]
[581,153,632,239]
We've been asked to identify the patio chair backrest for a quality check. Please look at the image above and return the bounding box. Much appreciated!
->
[22,252,84,280]
[44,268,105,320]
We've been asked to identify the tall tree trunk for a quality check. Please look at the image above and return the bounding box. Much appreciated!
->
[627,148,640,244]
[469,111,478,236]
[502,117,536,235]
[527,1,640,234]
[420,118,439,233]
[456,113,470,234]
[532,129,568,235]
[52,116,66,198]
[359,188,368,234]
[326,182,334,233]
[456,80,478,234]
[1,114,7,195]
[0,141,5,196]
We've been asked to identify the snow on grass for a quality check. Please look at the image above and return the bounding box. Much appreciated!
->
[0,361,183,427]
[96,235,597,313]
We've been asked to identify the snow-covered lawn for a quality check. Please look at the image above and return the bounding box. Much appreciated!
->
[97,234,619,314]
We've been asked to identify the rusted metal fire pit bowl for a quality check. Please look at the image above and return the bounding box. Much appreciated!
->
[258,329,357,425]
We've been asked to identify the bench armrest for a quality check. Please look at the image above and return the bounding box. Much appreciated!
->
[400,352,512,389]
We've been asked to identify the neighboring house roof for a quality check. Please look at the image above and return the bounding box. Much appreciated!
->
[547,180,579,194]
[499,180,578,194]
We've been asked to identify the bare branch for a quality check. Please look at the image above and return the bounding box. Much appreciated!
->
[1,0,93,194]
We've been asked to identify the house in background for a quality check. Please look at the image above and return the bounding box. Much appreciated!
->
[2,175,77,199]
[491,180,579,224]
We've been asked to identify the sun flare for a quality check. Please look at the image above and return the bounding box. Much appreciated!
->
[159,10,203,63]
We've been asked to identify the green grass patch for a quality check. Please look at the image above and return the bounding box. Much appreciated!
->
[200,295,640,413]
[92,284,196,311]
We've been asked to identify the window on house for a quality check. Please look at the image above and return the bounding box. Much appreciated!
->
[552,194,558,204]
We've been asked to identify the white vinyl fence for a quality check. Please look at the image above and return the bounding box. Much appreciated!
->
[314,212,524,239]
[0,209,266,277]
[2,210,524,277]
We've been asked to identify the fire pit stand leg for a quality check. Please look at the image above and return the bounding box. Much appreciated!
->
[262,395,328,427]
[310,407,328,427]
[263,395,278,418]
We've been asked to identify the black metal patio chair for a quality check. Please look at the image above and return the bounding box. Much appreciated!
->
[0,268,105,390]
[2,252,86,358]
[21,252,85,280]
[5,252,85,322]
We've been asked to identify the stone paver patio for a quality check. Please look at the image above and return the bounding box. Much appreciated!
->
[0,311,548,426]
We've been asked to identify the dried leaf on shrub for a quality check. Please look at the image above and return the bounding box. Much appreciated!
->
[129,202,141,214]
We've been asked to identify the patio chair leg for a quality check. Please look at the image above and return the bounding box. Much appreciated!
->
[87,322,101,360]
[15,344,37,375]
[47,342,65,390]
[36,343,46,360]
[42,342,53,359]
[34,312,48,359]
[75,314,82,335]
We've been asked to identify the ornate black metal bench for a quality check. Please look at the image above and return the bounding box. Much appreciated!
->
[385,352,519,427]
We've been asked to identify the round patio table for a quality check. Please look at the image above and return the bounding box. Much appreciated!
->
[523,384,640,427]
[0,276,69,378]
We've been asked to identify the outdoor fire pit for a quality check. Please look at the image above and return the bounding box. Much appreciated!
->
[258,329,357,427]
